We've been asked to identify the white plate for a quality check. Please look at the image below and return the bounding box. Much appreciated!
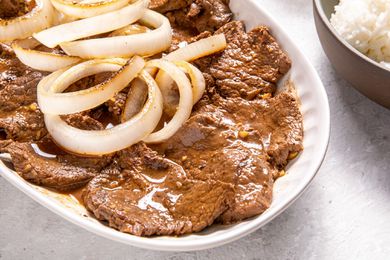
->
[0,0,330,252]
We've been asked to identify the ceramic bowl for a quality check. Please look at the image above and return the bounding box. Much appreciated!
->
[0,0,330,251]
[313,0,390,108]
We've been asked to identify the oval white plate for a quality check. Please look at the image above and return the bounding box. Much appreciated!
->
[0,0,330,252]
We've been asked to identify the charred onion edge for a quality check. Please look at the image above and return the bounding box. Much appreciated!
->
[50,0,131,18]
[59,9,172,58]
[44,69,163,155]
[38,56,145,115]
[34,0,148,48]
[142,59,193,144]
[12,38,81,72]
[0,0,54,42]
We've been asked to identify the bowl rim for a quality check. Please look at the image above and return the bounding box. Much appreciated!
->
[0,0,331,251]
[313,0,390,74]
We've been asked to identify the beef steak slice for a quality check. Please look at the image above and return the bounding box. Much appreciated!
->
[0,140,110,191]
[152,86,302,223]
[200,21,292,99]
[84,143,234,236]
[0,114,113,191]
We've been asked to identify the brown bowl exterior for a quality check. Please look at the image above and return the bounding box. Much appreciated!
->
[313,0,390,108]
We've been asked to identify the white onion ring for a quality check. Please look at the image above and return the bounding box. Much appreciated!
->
[142,59,193,143]
[0,0,54,42]
[154,34,226,114]
[109,24,151,37]
[34,0,148,48]
[50,0,130,18]
[164,34,226,62]
[12,38,81,72]
[156,61,205,116]
[60,9,172,58]
[44,69,163,155]
[121,78,148,122]
[38,56,145,115]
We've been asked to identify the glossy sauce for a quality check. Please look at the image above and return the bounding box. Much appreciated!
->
[30,138,67,159]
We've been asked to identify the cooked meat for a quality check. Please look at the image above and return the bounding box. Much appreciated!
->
[0,114,113,191]
[154,0,231,33]
[62,113,105,131]
[150,0,192,13]
[104,91,128,123]
[0,105,46,142]
[0,0,34,19]
[152,87,302,223]
[0,139,110,191]
[84,143,234,236]
[167,0,232,33]
[207,21,291,99]
[0,44,46,112]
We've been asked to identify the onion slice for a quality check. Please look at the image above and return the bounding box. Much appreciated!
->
[109,24,151,37]
[38,56,145,115]
[50,0,130,19]
[142,59,193,143]
[60,9,172,58]
[44,69,163,155]
[0,0,54,42]
[12,38,81,72]
[34,0,148,48]
[156,61,205,116]
[121,78,148,122]
[154,34,226,113]
[164,34,226,62]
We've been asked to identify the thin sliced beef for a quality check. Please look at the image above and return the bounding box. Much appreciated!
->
[84,143,234,236]
[0,114,113,191]
[0,0,35,19]
[150,0,192,13]
[166,0,232,33]
[0,44,46,111]
[0,140,111,191]
[0,105,46,142]
[205,21,291,99]
[153,88,302,223]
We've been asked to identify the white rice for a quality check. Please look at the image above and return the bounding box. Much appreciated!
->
[330,0,390,69]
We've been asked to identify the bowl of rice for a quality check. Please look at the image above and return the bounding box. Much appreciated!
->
[313,0,390,108]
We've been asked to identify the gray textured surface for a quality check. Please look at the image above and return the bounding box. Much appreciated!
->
[1,0,390,259]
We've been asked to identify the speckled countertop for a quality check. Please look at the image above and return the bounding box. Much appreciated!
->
[1,0,389,259]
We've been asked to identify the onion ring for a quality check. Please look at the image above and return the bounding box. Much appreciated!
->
[12,38,81,72]
[50,0,130,18]
[38,56,145,115]
[0,0,54,42]
[142,59,193,143]
[156,61,205,116]
[121,78,148,122]
[109,24,151,37]
[164,34,226,62]
[43,69,163,155]
[153,34,226,114]
[60,9,172,58]
[34,0,148,48]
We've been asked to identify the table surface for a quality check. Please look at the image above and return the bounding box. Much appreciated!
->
[1,1,390,259]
